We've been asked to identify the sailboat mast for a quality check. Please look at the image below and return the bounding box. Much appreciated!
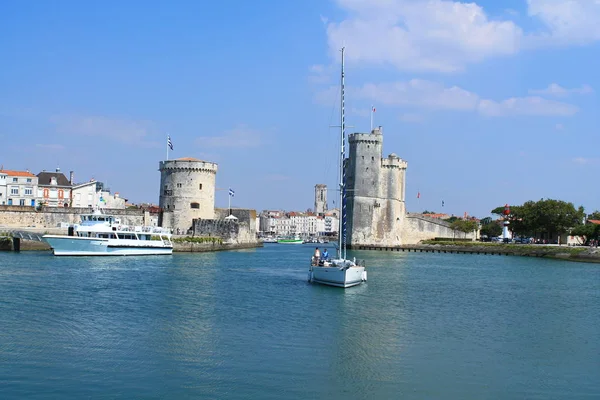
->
[338,47,346,260]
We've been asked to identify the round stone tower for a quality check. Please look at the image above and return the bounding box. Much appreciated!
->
[158,157,218,233]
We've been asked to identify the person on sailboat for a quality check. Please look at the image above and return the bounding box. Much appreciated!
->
[312,247,320,266]
[321,248,329,261]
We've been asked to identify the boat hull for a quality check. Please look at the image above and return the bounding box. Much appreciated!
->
[309,264,366,288]
[277,240,303,244]
[42,235,173,256]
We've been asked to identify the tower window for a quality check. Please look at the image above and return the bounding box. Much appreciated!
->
[362,156,364,160]
[199,184,203,190]
[191,202,200,209]
[372,157,374,161]
[177,183,182,188]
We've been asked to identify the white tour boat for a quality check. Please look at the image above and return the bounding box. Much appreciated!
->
[43,210,173,256]
[308,47,367,288]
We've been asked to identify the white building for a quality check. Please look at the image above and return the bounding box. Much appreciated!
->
[259,210,339,237]
[0,169,38,206]
[37,169,73,208]
[0,171,7,205]
[71,180,126,209]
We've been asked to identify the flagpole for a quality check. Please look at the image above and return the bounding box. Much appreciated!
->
[370,105,373,132]
[166,136,169,161]
[228,192,231,216]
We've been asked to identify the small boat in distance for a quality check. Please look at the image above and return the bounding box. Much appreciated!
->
[308,47,367,288]
[277,236,303,244]
[261,237,278,243]
[42,209,173,256]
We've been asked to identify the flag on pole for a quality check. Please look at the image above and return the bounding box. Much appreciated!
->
[229,188,235,197]
[417,192,420,199]
[372,106,376,112]
[442,200,445,207]
[167,135,173,150]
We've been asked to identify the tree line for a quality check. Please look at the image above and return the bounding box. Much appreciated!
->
[480,199,599,243]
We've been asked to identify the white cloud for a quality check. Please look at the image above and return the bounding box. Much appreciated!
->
[322,0,600,73]
[317,79,579,117]
[527,0,600,45]
[50,115,155,145]
[477,96,578,117]
[529,83,594,96]
[196,125,260,148]
[573,157,599,165]
[355,80,480,110]
[326,0,522,73]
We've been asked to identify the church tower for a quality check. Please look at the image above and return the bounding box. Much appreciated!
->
[314,184,327,214]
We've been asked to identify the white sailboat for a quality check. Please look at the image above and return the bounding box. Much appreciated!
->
[308,47,367,288]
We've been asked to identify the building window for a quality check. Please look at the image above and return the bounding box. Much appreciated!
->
[27,178,32,183]
[199,184,203,190]
[177,183,182,188]
[19,199,25,206]
[25,188,33,196]
[163,189,173,196]
[12,178,18,183]
[10,187,18,195]
[191,202,200,209]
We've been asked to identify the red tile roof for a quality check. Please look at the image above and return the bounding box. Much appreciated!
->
[588,220,600,225]
[0,169,36,177]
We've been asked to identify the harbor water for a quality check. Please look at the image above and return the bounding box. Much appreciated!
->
[1,245,599,399]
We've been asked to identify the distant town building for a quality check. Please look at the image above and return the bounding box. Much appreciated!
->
[0,171,7,205]
[71,180,125,209]
[0,169,38,206]
[258,209,339,237]
[314,184,328,214]
[37,168,73,207]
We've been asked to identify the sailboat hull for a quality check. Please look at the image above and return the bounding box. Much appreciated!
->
[309,263,366,288]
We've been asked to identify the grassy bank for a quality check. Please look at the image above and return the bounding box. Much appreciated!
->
[419,241,600,263]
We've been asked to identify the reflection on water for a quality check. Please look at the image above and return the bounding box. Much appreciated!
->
[0,248,599,399]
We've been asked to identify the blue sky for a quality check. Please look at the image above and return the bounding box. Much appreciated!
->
[1,0,598,218]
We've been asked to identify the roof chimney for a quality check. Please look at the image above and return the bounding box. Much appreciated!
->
[69,171,74,185]
[56,167,61,172]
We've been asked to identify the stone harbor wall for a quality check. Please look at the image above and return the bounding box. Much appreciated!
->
[191,208,259,246]
[401,214,477,245]
[0,206,151,228]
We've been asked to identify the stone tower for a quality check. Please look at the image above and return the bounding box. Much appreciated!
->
[158,157,218,233]
[345,127,407,246]
[314,184,327,214]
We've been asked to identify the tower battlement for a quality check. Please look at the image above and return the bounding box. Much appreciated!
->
[159,158,218,174]
[381,153,408,169]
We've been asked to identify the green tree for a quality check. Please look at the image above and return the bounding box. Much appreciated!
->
[450,219,479,238]
[571,223,600,244]
[492,199,585,238]
[480,221,502,238]
[445,216,459,223]
[587,211,600,221]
